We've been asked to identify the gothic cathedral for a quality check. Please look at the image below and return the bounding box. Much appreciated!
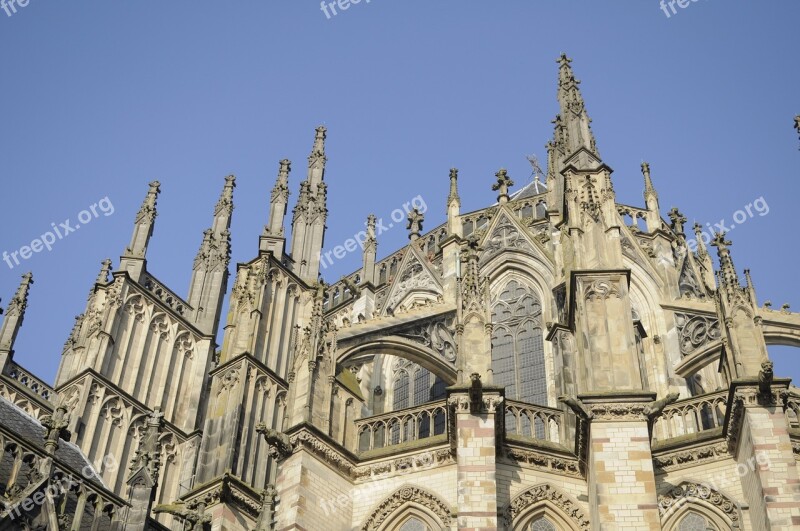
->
[1,55,799,530]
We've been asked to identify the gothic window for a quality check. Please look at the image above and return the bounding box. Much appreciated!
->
[491,280,546,405]
[678,512,714,531]
[521,204,534,219]
[397,516,428,531]
[414,367,431,406]
[530,517,557,531]
[492,280,546,437]
[393,371,410,410]
[379,264,387,284]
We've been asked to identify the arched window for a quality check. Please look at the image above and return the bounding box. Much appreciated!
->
[678,511,715,531]
[491,280,546,405]
[492,280,546,437]
[530,517,557,531]
[398,517,428,531]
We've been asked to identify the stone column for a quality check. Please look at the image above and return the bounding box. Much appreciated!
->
[448,377,503,531]
[727,379,800,529]
[580,392,661,530]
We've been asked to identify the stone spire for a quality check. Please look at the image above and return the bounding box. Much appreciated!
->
[711,232,740,294]
[96,258,113,284]
[266,160,291,237]
[261,159,292,256]
[447,168,462,236]
[556,53,598,157]
[362,214,378,285]
[0,272,32,368]
[120,181,160,281]
[642,162,657,203]
[187,176,234,335]
[492,169,513,204]
[291,127,329,283]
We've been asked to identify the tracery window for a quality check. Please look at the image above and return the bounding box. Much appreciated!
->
[492,280,546,437]
[678,511,715,531]
[396,516,429,531]
[530,517,557,531]
[491,280,546,405]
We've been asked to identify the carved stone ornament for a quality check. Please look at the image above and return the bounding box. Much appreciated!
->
[360,485,455,531]
[674,313,721,357]
[503,483,590,530]
[657,481,741,528]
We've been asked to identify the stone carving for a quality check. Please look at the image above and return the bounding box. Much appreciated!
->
[674,313,721,357]
[583,280,621,301]
[384,253,441,314]
[255,425,294,459]
[678,258,704,299]
[653,442,729,470]
[503,483,590,530]
[502,447,581,477]
[406,208,424,241]
[558,395,591,419]
[393,314,457,363]
[361,485,455,531]
[41,404,70,453]
[218,368,240,395]
[290,430,355,475]
[153,501,211,531]
[657,482,741,527]
[644,392,680,420]
[480,213,536,264]
[758,360,774,397]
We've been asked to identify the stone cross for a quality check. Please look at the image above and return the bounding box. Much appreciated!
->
[407,208,424,240]
[668,208,686,236]
[492,169,514,204]
[42,405,70,454]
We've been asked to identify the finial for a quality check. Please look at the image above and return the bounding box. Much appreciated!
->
[41,404,70,454]
[136,181,160,222]
[311,126,327,157]
[668,208,686,237]
[407,208,424,241]
[96,259,112,284]
[693,223,708,256]
[6,273,32,316]
[215,175,236,215]
[367,213,377,236]
[492,169,514,204]
[448,168,460,205]
[795,115,800,149]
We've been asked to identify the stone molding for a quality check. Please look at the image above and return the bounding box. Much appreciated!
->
[502,483,590,530]
[360,485,456,531]
[657,481,742,528]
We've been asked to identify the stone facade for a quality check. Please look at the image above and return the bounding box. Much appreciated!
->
[1,55,800,530]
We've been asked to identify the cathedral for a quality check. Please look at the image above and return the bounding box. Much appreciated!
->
[1,55,799,531]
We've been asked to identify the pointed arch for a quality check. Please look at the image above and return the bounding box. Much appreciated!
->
[360,485,455,531]
[503,484,589,530]
[658,481,742,530]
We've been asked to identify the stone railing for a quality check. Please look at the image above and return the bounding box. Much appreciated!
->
[652,390,728,441]
[355,399,448,453]
[504,400,564,444]
[141,273,191,316]
[3,361,54,403]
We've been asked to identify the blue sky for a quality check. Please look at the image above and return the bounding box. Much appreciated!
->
[1,1,798,385]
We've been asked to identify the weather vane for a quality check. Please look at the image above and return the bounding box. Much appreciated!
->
[526,154,544,181]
